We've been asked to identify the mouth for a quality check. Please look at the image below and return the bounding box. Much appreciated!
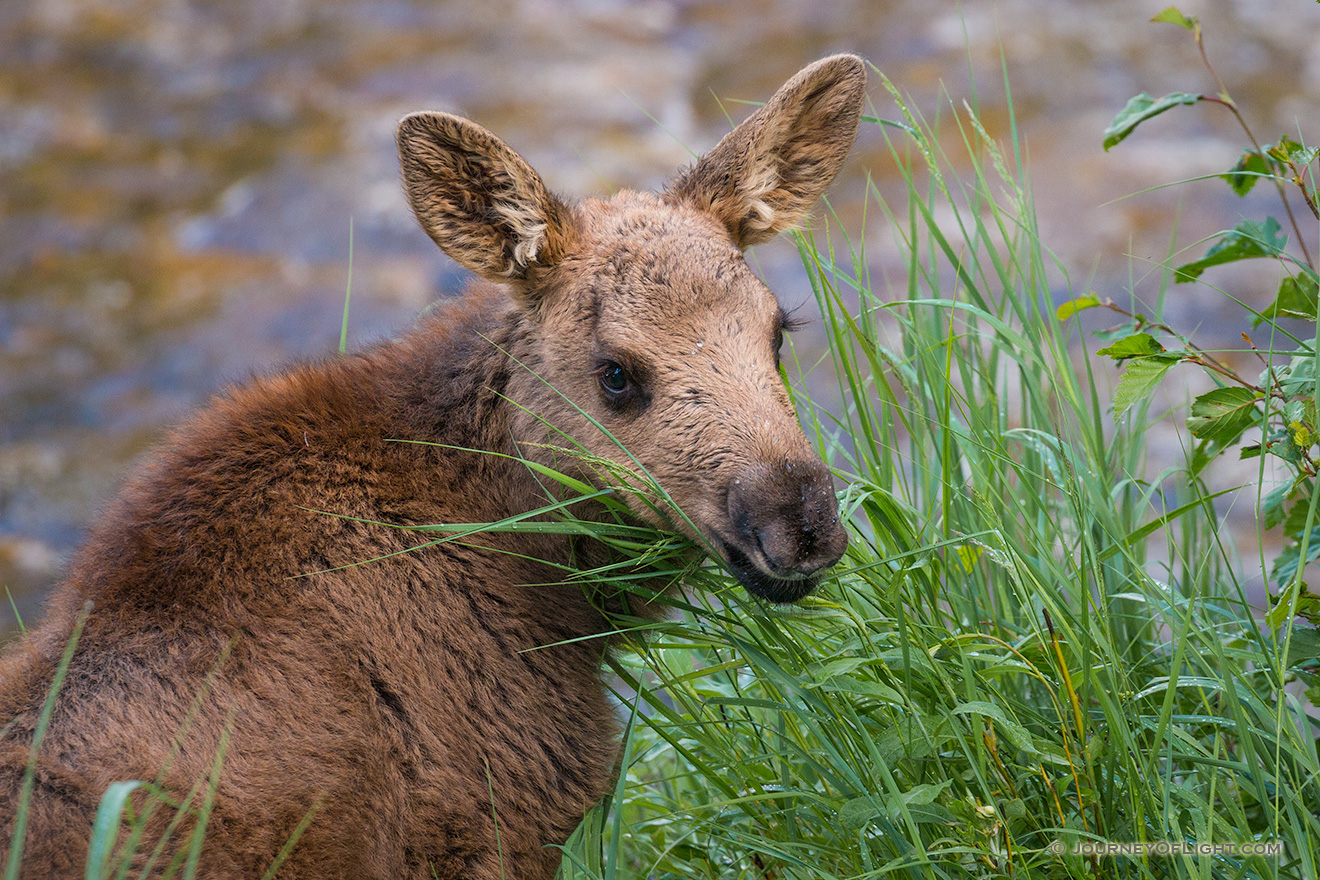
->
[717,540,819,604]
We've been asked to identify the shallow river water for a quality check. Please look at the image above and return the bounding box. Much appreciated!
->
[2,0,1319,628]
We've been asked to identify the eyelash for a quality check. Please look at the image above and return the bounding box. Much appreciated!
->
[780,309,809,333]
[775,308,806,366]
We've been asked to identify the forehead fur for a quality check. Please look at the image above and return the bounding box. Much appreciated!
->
[568,191,776,323]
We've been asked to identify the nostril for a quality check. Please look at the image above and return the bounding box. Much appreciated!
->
[726,460,848,579]
[751,522,793,575]
[793,525,848,577]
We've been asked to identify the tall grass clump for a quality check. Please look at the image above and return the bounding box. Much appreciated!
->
[562,54,1320,880]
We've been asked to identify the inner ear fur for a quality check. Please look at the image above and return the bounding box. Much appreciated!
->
[665,54,866,249]
[397,111,576,287]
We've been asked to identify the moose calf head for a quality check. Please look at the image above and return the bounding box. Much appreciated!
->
[397,55,863,602]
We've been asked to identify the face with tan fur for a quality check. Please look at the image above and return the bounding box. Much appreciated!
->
[397,55,864,602]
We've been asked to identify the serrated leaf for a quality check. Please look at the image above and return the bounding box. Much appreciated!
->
[1274,430,1306,465]
[1175,217,1287,282]
[1296,593,1320,627]
[1186,386,1262,445]
[1285,626,1320,664]
[1224,149,1271,196]
[1151,6,1197,30]
[1271,527,1320,590]
[1056,293,1101,320]
[1103,91,1201,151]
[1283,493,1318,535]
[1095,332,1166,359]
[1268,579,1320,627]
[1092,322,1141,343]
[1272,350,1319,398]
[1262,482,1295,531]
[1254,272,1320,327]
[1267,134,1317,167]
[1111,356,1180,416]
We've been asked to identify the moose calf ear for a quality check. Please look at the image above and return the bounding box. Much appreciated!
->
[666,54,866,249]
[397,112,575,284]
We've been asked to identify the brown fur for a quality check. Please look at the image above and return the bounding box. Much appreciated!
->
[0,55,864,878]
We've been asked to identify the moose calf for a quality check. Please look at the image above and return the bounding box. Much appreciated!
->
[0,55,863,878]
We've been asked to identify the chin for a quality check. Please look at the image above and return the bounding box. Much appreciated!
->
[720,542,820,604]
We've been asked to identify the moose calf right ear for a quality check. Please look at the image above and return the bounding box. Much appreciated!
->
[397,112,575,284]
[666,54,866,249]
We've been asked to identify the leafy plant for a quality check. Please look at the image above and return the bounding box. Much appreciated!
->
[1064,5,1320,630]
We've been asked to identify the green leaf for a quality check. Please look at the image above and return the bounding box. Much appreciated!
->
[836,796,881,829]
[1112,356,1181,416]
[1254,272,1320,327]
[1095,332,1166,359]
[1186,386,1262,445]
[1175,217,1287,282]
[952,701,1039,755]
[1268,134,1319,168]
[1285,626,1320,664]
[1268,578,1320,627]
[1056,293,1101,321]
[836,781,956,830]
[1271,527,1320,589]
[1103,91,1202,151]
[1271,349,1319,398]
[1283,492,1317,535]
[1295,593,1320,627]
[1224,149,1271,197]
[1092,322,1141,344]
[1229,138,1320,197]
[821,677,907,705]
[905,803,958,825]
[1273,429,1307,465]
[900,781,955,807]
[1151,6,1198,30]
[1262,482,1295,531]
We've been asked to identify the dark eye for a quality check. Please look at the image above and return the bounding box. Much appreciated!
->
[598,361,630,395]
[773,328,785,366]
[593,357,650,415]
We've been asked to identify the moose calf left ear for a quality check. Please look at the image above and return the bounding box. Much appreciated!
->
[397,112,576,284]
[666,54,866,249]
